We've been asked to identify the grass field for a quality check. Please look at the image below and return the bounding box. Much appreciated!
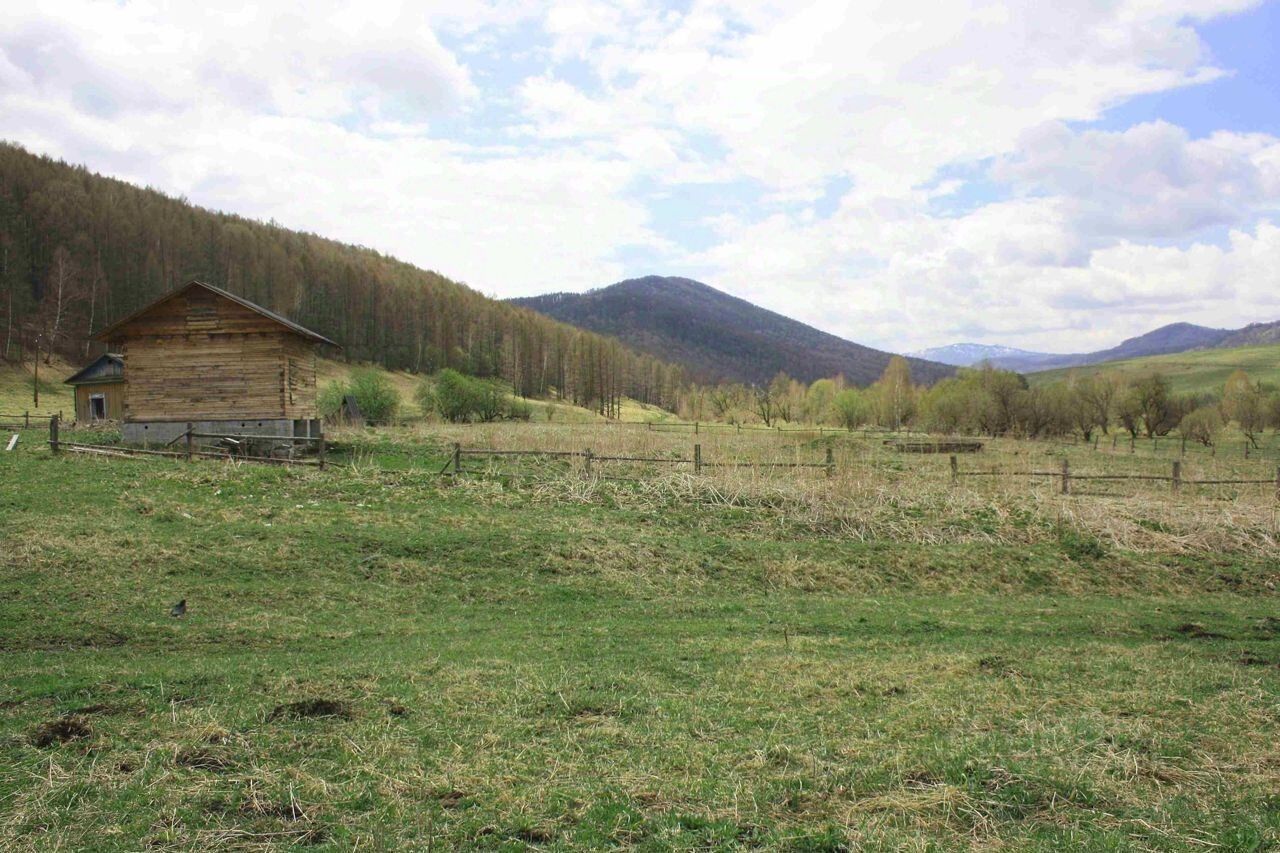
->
[3,414,1280,851]
[1029,342,1280,395]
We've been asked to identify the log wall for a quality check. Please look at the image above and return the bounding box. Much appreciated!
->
[108,287,321,423]
[73,382,125,421]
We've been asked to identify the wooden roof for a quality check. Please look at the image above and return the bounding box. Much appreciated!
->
[63,353,125,385]
[93,280,339,347]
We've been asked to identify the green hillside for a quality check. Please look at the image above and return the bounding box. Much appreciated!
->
[1029,342,1280,394]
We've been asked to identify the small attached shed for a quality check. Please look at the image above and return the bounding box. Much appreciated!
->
[64,353,125,422]
[94,280,339,444]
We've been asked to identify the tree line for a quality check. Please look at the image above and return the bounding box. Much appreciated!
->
[0,143,684,415]
[676,356,1280,446]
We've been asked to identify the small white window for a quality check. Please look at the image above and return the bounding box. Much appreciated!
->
[89,393,107,421]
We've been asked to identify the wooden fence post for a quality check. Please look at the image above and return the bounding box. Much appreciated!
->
[24,410,29,429]
[318,435,326,470]
[694,443,702,475]
[452,443,461,478]
[1181,436,1186,457]
[695,421,699,435]
[1112,435,1117,450]
[1061,458,1070,495]
[1244,441,1250,459]
[49,414,59,454]
[1093,434,1098,451]
[185,423,194,461]
[950,454,958,483]
[825,446,834,478]
[1171,460,1181,494]
[584,447,593,478]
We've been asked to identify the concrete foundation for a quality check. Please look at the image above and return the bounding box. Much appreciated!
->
[123,418,322,447]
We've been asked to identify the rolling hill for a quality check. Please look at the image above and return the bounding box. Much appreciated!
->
[1027,341,1280,395]
[918,322,1274,374]
[511,276,954,387]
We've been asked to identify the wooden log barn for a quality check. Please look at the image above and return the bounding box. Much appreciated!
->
[87,280,338,444]
[63,353,125,422]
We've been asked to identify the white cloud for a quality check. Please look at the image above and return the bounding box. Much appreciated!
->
[996,120,1280,240]
[525,0,1255,197]
[2,0,1277,358]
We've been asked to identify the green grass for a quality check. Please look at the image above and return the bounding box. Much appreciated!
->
[2,425,1279,850]
[1029,342,1280,395]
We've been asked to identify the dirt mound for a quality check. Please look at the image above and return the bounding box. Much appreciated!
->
[31,716,92,747]
[268,698,353,721]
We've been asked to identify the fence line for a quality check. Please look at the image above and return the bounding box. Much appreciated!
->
[447,443,836,479]
[950,454,1280,498]
[48,417,325,468]
[41,415,1280,501]
[0,411,59,429]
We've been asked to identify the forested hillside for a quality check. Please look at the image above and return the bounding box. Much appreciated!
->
[513,276,953,386]
[0,144,683,416]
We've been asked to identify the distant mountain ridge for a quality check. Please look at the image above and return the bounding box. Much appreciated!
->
[918,321,1271,373]
[909,343,1053,368]
[1218,320,1280,349]
[511,276,954,387]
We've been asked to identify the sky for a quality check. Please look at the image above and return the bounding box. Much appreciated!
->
[3,1,1279,355]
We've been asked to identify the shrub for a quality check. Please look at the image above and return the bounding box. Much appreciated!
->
[346,368,400,425]
[508,397,534,422]
[428,369,479,423]
[832,389,870,430]
[318,381,346,421]
[474,379,507,423]
[1179,406,1223,447]
[425,368,525,422]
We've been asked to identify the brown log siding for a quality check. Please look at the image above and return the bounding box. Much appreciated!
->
[109,287,322,423]
[74,382,125,421]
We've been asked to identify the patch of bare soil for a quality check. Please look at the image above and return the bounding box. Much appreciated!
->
[268,698,353,721]
[30,715,91,747]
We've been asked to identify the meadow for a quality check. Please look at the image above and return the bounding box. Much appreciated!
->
[2,398,1280,850]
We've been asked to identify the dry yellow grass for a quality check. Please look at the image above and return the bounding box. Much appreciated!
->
[338,421,1280,564]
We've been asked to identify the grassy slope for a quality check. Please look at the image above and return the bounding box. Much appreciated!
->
[1,426,1278,849]
[1028,342,1280,394]
[0,357,75,417]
